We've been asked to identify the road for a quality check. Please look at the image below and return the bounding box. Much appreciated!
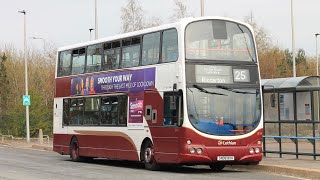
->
[0,145,307,180]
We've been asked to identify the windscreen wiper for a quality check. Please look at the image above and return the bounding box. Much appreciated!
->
[216,85,255,94]
[193,85,227,96]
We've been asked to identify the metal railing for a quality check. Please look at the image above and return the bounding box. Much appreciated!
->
[263,120,320,160]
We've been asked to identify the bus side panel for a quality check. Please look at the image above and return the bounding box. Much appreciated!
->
[53,134,73,155]
[75,132,139,161]
[55,77,71,98]
[144,91,180,163]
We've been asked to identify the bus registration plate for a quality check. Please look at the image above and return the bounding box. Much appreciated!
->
[217,156,235,161]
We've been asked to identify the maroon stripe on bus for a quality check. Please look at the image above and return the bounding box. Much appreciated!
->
[55,77,71,98]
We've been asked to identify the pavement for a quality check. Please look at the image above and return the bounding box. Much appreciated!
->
[0,140,53,151]
[1,140,320,179]
[234,157,320,180]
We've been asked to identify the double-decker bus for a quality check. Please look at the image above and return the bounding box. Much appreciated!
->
[53,16,262,171]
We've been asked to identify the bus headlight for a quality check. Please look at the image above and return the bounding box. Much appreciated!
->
[187,140,192,145]
[257,140,261,145]
[255,147,260,154]
[189,147,196,154]
[249,148,254,154]
[196,148,203,154]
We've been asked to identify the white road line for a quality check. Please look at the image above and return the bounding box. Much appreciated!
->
[262,172,311,180]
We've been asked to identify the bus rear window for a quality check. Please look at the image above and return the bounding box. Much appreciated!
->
[185,20,256,62]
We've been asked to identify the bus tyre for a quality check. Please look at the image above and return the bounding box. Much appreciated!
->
[70,138,82,162]
[142,141,160,171]
[209,163,225,171]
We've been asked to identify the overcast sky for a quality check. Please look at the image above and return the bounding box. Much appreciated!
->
[1,0,319,56]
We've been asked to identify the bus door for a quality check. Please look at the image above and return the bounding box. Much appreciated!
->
[144,90,183,163]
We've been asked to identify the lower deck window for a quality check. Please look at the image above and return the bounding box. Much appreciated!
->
[63,95,128,126]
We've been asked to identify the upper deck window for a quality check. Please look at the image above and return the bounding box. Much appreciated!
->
[142,32,160,65]
[185,20,256,62]
[121,37,140,68]
[71,48,86,75]
[58,50,71,76]
[103,41,121,71]
[86,44,102,73]
[162,29,178,62]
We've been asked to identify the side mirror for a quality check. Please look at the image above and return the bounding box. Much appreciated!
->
[173,83,177,91]
[270,94,276,108]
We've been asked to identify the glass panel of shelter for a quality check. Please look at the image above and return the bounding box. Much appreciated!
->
[279,93,294,121]
[263,93,279,122]
[313,91,320,122]
[296,92,311,121]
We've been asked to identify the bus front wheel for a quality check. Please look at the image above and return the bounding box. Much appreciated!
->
[142,141,160,171]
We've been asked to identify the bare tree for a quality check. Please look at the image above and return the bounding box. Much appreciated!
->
[145,16,162,29]
[121,0,145,33]
[170,0,192,22]
[243,14,271,54]
[121,0,163,33]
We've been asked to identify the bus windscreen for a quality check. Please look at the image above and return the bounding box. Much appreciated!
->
[185,20,256,62]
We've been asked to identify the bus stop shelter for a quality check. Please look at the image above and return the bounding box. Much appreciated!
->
[261,76,320,159]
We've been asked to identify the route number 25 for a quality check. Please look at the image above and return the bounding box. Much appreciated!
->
[233,69,250,82]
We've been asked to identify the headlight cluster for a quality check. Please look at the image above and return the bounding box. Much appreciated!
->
[249,147,261,154]
[187,140,203,155]
[189,147,203,155]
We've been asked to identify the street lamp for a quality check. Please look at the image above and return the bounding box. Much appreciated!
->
[94,0,98,39]
[89,28,94,40]
[200,0,204,16]
[30,36,46,53]
[316,33,319,77]
[18,10,30,143]
[316,33,320,134]
[291,0,296,77]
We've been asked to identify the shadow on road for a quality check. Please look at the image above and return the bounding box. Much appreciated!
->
[63,158,244,174]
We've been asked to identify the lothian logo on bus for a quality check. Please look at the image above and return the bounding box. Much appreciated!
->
[218,140,237,146]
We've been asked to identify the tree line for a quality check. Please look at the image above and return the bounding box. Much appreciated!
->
[0,0,317,137]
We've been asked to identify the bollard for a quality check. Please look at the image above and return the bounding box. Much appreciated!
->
[39,129,43,144]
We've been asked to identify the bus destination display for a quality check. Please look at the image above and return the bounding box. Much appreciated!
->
[195,65,232,84]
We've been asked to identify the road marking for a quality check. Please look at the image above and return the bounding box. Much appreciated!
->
[262,172,311,180]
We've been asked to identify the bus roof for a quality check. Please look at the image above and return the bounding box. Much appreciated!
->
[57,16,252,52]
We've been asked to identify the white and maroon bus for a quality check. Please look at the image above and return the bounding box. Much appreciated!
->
[53,16,263,171]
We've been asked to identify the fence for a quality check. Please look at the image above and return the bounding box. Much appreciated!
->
[263,120,320,160]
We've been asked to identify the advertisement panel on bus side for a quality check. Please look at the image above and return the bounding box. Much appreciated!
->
[70,68,156,96]
[70,68,156,129]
